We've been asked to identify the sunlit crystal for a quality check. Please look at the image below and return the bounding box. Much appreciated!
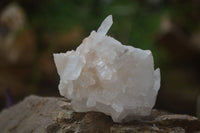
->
[54,15,161,123]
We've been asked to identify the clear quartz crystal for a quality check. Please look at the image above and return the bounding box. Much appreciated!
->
[53,15,161,123]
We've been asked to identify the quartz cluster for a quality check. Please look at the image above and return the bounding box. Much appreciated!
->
[53,15,161,123]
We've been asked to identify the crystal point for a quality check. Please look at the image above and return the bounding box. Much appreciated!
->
[53,15,161,123]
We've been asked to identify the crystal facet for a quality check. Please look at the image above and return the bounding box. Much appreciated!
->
[53,15,161,123]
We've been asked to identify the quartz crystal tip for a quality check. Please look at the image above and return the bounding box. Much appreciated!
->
[97,15,113,35]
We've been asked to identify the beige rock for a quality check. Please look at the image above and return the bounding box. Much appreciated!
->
[0,95,200,133]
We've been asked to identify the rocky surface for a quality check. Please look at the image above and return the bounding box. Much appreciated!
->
[0,95,200,133]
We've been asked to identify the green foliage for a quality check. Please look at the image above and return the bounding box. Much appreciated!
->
[31,0,90,32]
[29,0,166,67]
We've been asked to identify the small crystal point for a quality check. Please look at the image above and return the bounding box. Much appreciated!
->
[53,15,161,123]
[97,15,113,35]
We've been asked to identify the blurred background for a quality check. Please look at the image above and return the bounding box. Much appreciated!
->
[0,0,200,118]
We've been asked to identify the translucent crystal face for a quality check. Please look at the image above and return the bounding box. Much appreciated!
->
[53,15,161,123]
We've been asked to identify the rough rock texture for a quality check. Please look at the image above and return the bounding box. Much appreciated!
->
[0,95,200,133]
[54,15,160,122]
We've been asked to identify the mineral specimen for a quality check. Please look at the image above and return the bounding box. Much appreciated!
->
[53,15,161,123]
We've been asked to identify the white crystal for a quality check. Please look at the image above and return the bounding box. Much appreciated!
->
[53,15,161,123]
